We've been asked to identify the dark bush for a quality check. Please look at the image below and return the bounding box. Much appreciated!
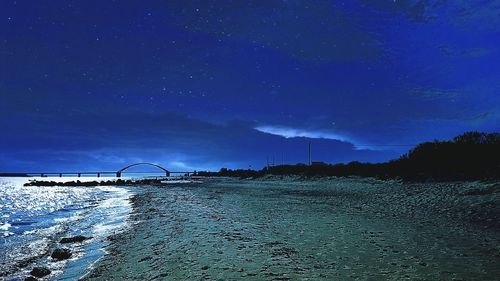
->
[194,132,499,181]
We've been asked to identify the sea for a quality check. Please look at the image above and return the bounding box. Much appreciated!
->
[0,177,135,280]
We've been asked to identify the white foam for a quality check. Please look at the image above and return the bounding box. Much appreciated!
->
[0,222,11,231]
[91,186,133,237]
[0,178,136,280]
[161,180,193,184]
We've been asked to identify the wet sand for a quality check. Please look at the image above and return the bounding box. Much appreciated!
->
[84,177,500,280]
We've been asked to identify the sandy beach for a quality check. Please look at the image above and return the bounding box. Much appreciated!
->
[81,177,500,280]
[4,1,500,279]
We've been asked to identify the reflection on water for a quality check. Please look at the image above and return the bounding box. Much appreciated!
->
[0,177,134,280]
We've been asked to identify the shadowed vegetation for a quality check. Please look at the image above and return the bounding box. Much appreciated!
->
[196,132,500,181]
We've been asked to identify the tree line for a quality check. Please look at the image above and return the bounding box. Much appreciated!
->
[195,132,500,181]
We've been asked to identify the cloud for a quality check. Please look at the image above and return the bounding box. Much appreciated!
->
[410,87,459,100]
[360,0,500,27]
[0,111,398,171]
[255,125,351,142]
[253,125,384,150]
[163,1,381,63]
[3,1,498,172]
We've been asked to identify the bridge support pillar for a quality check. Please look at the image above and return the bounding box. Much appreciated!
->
[78,173,81,177]
[116,172,121,178]
[97,173,100,178]
[59,173,62,177]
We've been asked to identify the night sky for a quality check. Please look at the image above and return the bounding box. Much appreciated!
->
[1,1,499,172]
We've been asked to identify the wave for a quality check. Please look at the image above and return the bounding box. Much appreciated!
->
[0,177,135,280]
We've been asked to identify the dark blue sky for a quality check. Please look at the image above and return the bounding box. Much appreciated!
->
[1,1,499,172]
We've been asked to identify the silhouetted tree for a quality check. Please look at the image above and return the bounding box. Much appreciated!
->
[196,132,499,181]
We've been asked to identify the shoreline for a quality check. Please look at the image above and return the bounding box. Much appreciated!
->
[83,177,500,280]
[0,178,136,281]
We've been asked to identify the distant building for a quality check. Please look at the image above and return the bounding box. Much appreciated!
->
[311,161,328,166]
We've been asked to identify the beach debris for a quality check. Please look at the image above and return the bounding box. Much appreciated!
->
[138,256,153,263]
[51,248,72,260]
[271,247,298,258]
[30,267,51,278]
[60,235,91,244]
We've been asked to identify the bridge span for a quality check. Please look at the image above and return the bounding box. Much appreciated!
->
[116,162,170,177]
[0,163,195,178]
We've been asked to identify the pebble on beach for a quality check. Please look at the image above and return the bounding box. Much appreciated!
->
[30,267,51,278]
[60,235,91,244]
[51,248,72,260]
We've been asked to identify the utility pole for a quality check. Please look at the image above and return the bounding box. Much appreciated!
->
[308,140,312,165]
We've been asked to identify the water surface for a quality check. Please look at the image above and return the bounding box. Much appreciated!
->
[0,177,134,280]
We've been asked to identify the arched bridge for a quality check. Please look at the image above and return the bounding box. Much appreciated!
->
[13,163,185,178]
[116,162,170,177]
